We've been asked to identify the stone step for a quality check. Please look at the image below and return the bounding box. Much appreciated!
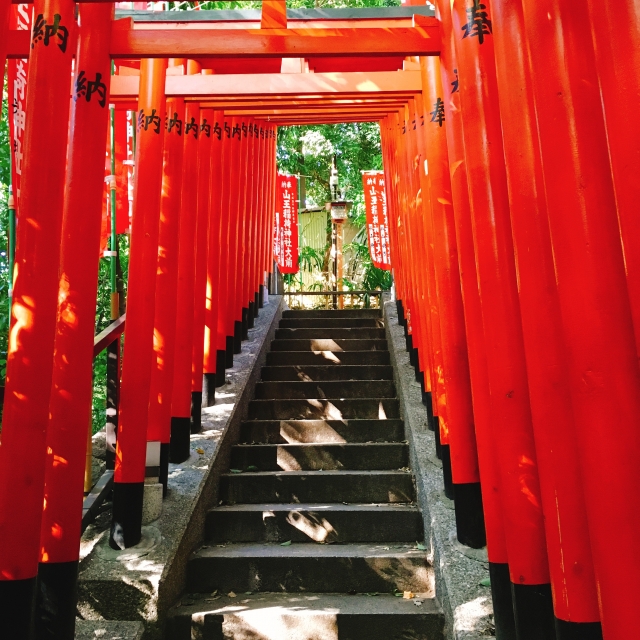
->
[279,317,384,328]
[266,350,390,366]
[247,398,400,420]
[270,338,388,352]
[260,364,394,381]
[239,419,406,444]
[167,592,445,640]
[283,309,382,318]
[229,442,408,471]
[206,503,423,543]
[275,327,386,340]
[186,543,433,594]
[221,470,415,504]
[254,380,396,400]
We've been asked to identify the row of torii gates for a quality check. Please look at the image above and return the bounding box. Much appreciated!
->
[0,0,638,639]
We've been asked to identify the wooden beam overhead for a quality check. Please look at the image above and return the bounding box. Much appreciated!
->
[7,24,439,59]
[109,71,423,99]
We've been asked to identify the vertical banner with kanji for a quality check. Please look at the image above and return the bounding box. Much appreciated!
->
[362,171,391,270]
[273,172,299,274]
[7,4,32,211]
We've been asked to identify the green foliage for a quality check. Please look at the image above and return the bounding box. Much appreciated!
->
[277,123,382,219]
[167,0,400,10]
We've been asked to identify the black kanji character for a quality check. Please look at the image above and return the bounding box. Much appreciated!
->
[185,117,199,138]
[213,121,222,140]
[232,124,241,139]
[168,112,182,135]
[75,71,107,108]
[224,122,231,138]
[242,122,248,138]
[201,119,211,138]
[143,109,160,133]
[430,97,445,127]
[451,68,460,93]
[32,13,69,53]
[461,0,492,45]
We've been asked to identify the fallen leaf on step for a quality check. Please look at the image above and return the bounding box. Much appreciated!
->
[414,600,423,607]
[211,590,218,597]
[196,448,205,455]
[246,465,259,472]
[403,591,415,600]
[415,542,426,551]
[228,592,237,598]
[479,578,491,587]
[205,597,220,602]
[230,469,243,474]
[280,540,292,546]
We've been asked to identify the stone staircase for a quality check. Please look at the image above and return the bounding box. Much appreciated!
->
[168,309,444,639]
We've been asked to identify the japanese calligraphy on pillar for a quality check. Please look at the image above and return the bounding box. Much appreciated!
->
[7,4,32,211]
[273,172,299,274]
[362,171,391,271]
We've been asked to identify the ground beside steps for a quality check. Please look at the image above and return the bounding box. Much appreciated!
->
[168,308,444,640]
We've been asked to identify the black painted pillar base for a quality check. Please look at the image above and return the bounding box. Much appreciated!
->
[35,561,78,640]
[106,448,115,472]
[202,373,216,408]
[190,392,202,433]
[420,377,430,407]
[170,416,191,462]
[555,619,602,640]
[159,443,170,497]
[259,284,265,308]
[406,334,414,363]
[0,576,36,640]
[512,582,557,640]
[489,563,517,640]
[233,320,242,353]
[453,482,486,548]
[254,292,260,316]
[248,302,255,329]
[441,443,454,500]
[215,350,227,387]
[110,481,144,549]
[414,354,421,381]
[425,391,435,427]
[396,299,405,326]
[242,307,249,340]
[225,336,234,368]
[434,415,442,455]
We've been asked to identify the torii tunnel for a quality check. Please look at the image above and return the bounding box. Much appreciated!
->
[0,0,639,638]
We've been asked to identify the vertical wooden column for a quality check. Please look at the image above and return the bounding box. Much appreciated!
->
[247,123,259,313]
[429,6,514,631]
[189,106,214,434]
[238,119,251,339]
[420,58,485,549]
[111,57,168,551]
[256,124,268,305]
[0,0,10,85]
[203,109,225,398]
[147,92,185,493]
[216,115,233,368]
[35,5,113,638]
[226,117,243,354]
[524,0,640,636]
[450,0,553,633]
[0,0,76,632]
[490,1,602,636]
[170,65,200,458]
[586,0,640,354]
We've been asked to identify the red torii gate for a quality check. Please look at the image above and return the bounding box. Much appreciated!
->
[0,1,639,639]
